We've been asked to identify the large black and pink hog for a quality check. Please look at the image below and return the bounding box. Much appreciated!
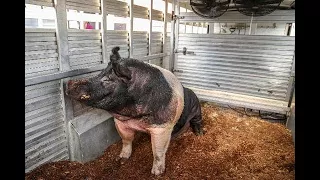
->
[66,46,204,175]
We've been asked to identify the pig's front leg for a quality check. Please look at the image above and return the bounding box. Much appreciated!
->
[149,126,173,175]
[114,119,135,160]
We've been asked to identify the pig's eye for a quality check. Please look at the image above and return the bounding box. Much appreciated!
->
[101,76,111,82]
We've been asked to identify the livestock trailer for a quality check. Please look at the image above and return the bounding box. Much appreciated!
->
[25,0,295,178]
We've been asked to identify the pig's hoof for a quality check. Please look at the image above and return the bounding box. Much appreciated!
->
[115,157,129,165]
[196,130,204,136]
[195,128,205,136]
[151,164,165,175]
[119,151,131,159]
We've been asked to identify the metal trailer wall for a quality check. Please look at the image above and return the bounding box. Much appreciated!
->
[25,28,69,173]
[25,0,170,173]
[172,0,295,115]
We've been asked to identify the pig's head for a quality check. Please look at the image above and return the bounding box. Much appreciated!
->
[66,47,134,110]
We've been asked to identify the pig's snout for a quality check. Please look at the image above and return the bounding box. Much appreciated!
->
[65,79,91,100]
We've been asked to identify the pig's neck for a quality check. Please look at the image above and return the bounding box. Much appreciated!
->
[110,103,150,121]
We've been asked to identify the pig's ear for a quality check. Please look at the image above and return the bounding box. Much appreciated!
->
[112,62,131,82]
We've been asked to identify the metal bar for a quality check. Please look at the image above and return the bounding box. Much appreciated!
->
[101,0,108,63]
[139,53,166,61]
[25,64,107,86]
[285,54,295,104]
[129,0,134,58]
[173,0,180,71]
[163,0,168,69]
[169,0,175,72]
[54,0,73,161]
[249,13,253,35]
[54,0,70,71]
[148,0,153,63]
[26,52,167,86]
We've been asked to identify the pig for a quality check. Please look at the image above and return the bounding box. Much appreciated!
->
[66,46,203,175]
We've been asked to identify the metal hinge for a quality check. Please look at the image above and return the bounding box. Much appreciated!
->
[172,15,185,20]
[175,47,195,55]
[173,69,183,73]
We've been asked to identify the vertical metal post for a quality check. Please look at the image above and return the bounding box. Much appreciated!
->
[54,0,73,159]
[101,0,108,63]
[286,54,295,105]
[248,13,253,35]
[173,0,180,71]
[129,0,134,58]
[169,0,175,72]
[79,11,84,29]
[184,4,187,33]
[163,0,168,69]
[170,0,179,72]
[148,0,153,63]
[201,22,204,34]
[191,22,194,33]
[55,0,70,71]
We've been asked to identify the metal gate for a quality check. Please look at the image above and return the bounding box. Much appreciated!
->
[171,2,295,114]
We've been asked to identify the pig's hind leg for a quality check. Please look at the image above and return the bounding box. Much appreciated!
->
[114,119,135,161]
[190,115,204,136]
[189,105,204,136]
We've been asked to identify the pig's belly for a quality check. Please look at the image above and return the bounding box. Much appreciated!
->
[115,119,150,133]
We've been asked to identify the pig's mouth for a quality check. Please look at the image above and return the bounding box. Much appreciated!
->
[80,94,91,100]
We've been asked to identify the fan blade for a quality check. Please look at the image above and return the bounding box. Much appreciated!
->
[217,0,231,6]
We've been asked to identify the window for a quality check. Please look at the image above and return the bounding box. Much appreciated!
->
[25,18,38,28]
[25,4,56,28]
[42,19,56,28]
[153,0,165,12]
[134,0,150,8]
[107,15,129,30]
[152,20,164,32]
[133,18,149,31]
[69,21,80,29]
[114,23,127,30]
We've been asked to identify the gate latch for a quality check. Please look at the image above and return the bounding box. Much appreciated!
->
[175,47,195,55]
[172,15,185,20]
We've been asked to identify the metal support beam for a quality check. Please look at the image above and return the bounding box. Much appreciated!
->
[148,0,153,63]
[101,0,108,63]
[163,0,168,69]
[54,0,72,160]
[286,54,295,105]
[129,0,134,58]
[169,0,176,72]
[54,0,70,71]
[173,0,180,71]
[25,64,107,86]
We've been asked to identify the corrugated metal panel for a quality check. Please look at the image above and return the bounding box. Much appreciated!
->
[176,33,294,103]
[25,29,59,78]
[163,33,171,69]
[68,29,103,70]
[132,31,148,58]
[106,0,128,17]
[150,32,163,66]
[106,30,129,58]
[152,9,163,21]
[66,0,101,14]
[133,5,148,19]
[25,80,68,173]
[25,0,54,7]
[151,32,162,54]
[180,10,295,23]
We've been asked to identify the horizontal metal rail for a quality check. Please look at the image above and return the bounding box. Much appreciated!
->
[25,53,168,86]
